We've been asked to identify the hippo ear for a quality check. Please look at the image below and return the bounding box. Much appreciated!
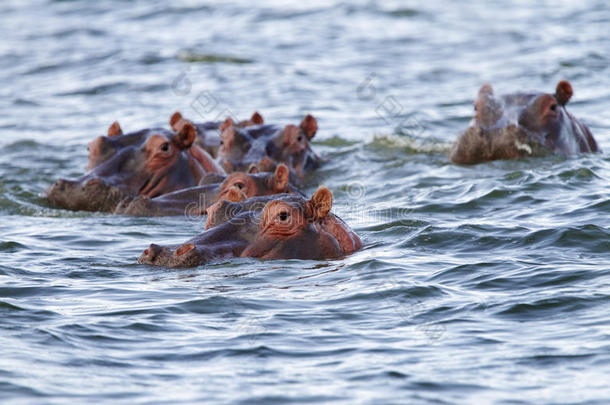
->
[555,80,573,106]
[478,83,494,96]
[169,111,184,131]
[258,156,277,172]
[273,164,290,192]
[107,121,123,137]
[250,111,264,125]
[220,117,235,131]
[174,122,196,150]
[307,186,332,220]
[300,114,318,140]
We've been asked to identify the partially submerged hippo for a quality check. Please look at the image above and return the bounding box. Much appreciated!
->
[115,164,301,216]
[47,122,223,212]
[87,121,224,173]
[138,187,362,267]
[217,114,321,181]
[450,80,599,164]
[169,111,264,158]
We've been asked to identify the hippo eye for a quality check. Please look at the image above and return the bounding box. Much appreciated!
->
[160,142,170,152]
[550,104,557,112]
[297,135,303,142]
[234,182,244,190]
[278,211,289,221]
[219,140,224,145]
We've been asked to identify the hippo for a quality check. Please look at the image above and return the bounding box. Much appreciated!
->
[47,122,223,212]
[169,111,265,158]
[450,80,599,164]
[87,121,224,174]
[217,114,321,182]
[115,164,302,216]
[138,187,362,267]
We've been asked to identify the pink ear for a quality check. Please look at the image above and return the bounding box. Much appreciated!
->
[308,186,332,219]
[273,164,290,192]
[555,80,573,106]
[174,122,196,150]
[250,111,264,124]
[107,121,123,137]
[478,83,493,96]
[169,111,184,131]
[220,117,235,131]
[300,114,318,140]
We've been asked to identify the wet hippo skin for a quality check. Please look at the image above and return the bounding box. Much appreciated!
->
[115,164,302,216]
[169,111,265,159]
[138,187,362,267]
[47,122,223,212]
[450,80,599,164]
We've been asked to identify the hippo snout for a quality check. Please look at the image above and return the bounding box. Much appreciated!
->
[138,243,166,265]
[46,178,78,201]
[138,243,212,267]
[53,178,76,192]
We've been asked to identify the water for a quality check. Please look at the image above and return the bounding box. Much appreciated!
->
[1,0,609,403]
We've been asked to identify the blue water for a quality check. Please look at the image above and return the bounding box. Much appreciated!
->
[1,1,609,403]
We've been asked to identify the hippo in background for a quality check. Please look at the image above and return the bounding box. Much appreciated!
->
[217,114,321,182]
[450,80,599,164]
[47,122,223,212]
[170,111,265,158]
[115,164,302,216]
[138,187,362,268]
[87,120,224,174]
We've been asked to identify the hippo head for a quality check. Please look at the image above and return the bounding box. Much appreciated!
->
[138,187,362,267]
[169,111,264,159]
[169,111,264,135]
[214,163,294,203]
[218,114,321,180]
[217,123,255,167]
[266,114,321,178]
[87,121,148,170]
[48,123,208,211]
[450,80,598,164]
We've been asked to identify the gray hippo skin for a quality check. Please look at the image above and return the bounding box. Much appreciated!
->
[450,80,599,164]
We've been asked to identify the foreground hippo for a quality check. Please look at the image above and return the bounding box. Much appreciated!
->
[217,114,321,181]
[138,187,362,267]
[170,111,265,158]
[47,122,222,212]
[115,164,301,216]
[450,80,599,164]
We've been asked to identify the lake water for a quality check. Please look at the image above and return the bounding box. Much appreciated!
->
[1,0,609,403]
